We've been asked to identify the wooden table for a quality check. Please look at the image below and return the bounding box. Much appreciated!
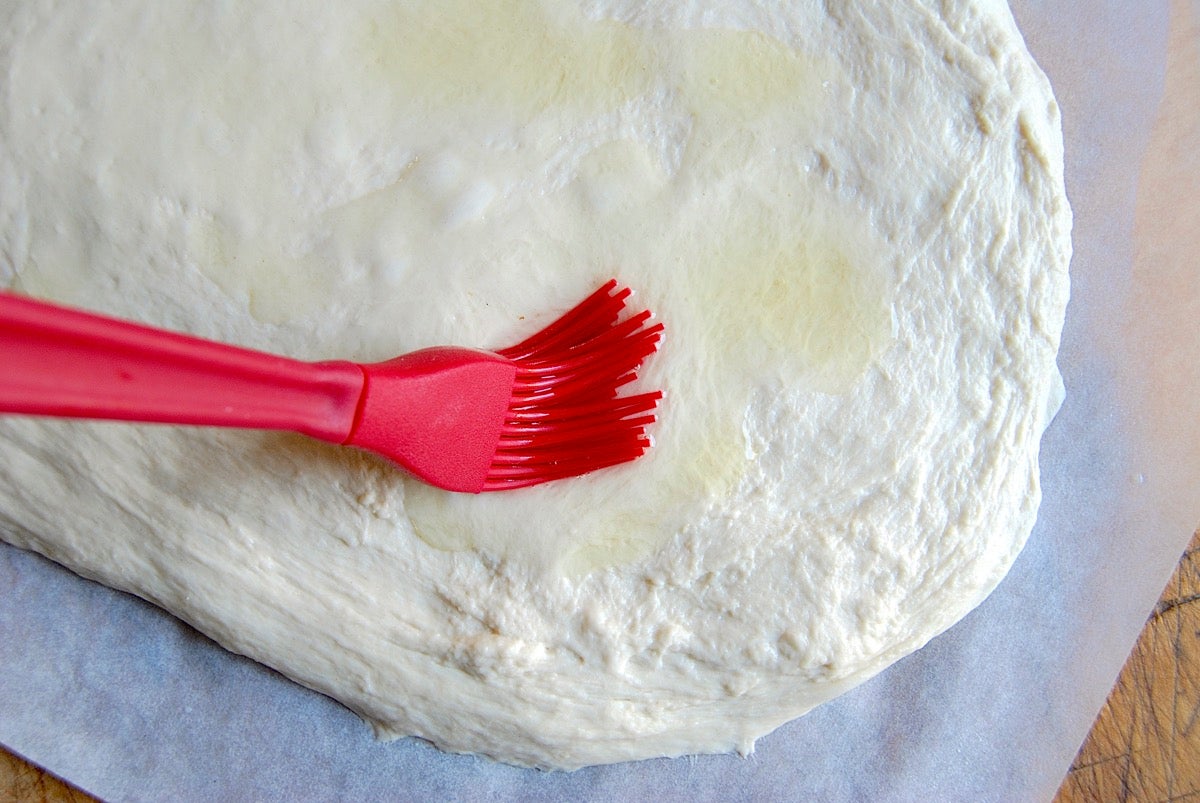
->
[1057,529,1200,802]
[3,528,1198,801]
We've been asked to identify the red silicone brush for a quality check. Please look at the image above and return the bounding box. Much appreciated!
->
[0,280,663,493]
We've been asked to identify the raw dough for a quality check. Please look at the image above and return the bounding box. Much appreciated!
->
[0,0,1070,768]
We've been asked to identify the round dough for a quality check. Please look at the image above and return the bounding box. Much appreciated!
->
[0,0,1069,768]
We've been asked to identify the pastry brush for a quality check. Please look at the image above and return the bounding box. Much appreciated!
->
[0,280,663,493]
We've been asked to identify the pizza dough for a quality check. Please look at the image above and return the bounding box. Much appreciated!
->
[0,0,1070,769]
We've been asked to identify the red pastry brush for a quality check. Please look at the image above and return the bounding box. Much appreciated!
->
[0,280,663,493]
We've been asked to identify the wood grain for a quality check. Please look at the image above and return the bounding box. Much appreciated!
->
[1056,528,1200,802]
[0,748,91,803]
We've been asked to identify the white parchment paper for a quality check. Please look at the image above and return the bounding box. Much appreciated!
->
[3,1,1199,800]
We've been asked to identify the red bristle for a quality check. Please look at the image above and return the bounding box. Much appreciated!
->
[500,393,662,429]
[498,280,627,361]
[507,322,663,401]
[482,281,662,491]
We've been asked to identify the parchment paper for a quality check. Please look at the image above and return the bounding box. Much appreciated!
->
[3,1,1198,800]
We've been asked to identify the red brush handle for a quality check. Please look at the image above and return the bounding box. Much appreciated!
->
[0,290,365,443]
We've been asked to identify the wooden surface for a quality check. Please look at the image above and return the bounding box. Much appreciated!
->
[1056,528,1200,802]
[0,750,90,803]
[0,530,1196,801]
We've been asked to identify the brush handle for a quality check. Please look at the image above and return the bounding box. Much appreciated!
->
[0,290,365,443]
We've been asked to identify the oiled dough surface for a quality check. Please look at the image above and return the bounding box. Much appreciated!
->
[0,0,1069,768]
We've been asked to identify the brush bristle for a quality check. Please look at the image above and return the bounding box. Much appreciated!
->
[483,280,663,491]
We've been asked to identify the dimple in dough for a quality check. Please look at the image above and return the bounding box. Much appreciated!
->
[0,0,1070,769]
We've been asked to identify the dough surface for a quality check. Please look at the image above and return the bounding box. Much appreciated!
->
[0,0,1070,768]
